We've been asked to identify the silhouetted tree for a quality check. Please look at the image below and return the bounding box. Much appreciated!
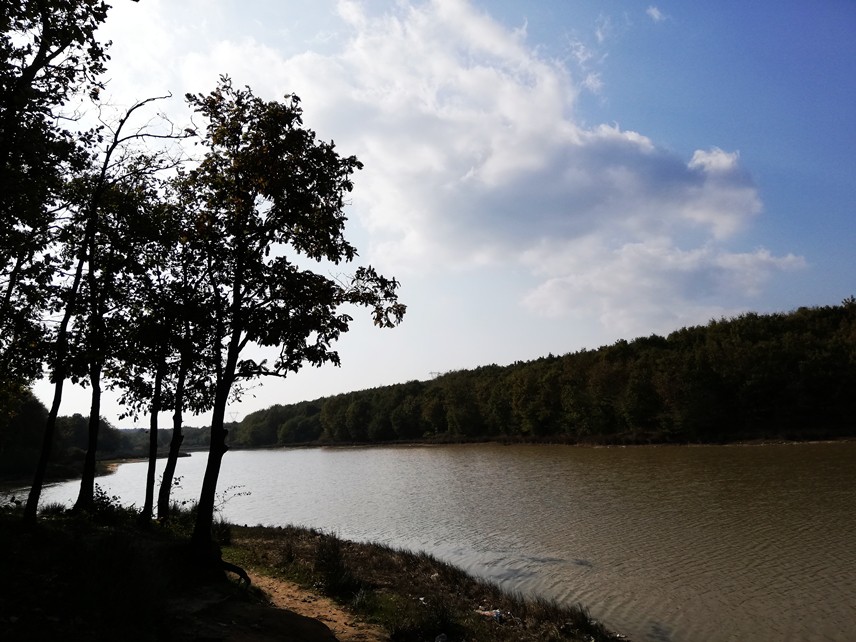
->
[180,78,405,550]
[13,0,113,523]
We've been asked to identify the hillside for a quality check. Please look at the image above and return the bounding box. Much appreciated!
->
[232,300,856,447]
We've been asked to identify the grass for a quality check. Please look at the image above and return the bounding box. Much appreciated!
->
[1,494,626,642]
[225,524,626,642]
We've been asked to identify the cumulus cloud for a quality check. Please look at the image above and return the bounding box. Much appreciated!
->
[101,0,802,335]
[521,238,805,336]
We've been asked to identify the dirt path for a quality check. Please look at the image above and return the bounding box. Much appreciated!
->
[249,572,387,642]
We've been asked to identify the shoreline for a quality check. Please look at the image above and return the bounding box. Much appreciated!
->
[1,509,627,641]
[228,434,856,452]
[6,437,850,493]
[225,522,628,641]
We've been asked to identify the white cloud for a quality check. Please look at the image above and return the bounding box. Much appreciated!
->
[101,0,801,337]
[595,14,613,44]
[521,239,806,336]
[689,147,740,174]
[646,6,667,23]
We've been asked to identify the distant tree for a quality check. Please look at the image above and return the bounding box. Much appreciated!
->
[0,388,48,477]
[180,77,405,551]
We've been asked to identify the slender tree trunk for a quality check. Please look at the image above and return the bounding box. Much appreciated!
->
[192,241,245,551]
[23,371,67,523]
[74,361,102,512]
[23,235,90,524]
[140,360,165,523]
[157,354,187,521]
[74,209,105,513]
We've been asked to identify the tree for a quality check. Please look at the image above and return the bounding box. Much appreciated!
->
[1,0,109,441]
[180,78,405,551]
[106,177,216,523]
[69,96,190,514]
[25,94,187,520]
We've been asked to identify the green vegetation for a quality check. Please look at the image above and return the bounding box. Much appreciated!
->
[233,300,856,447]
[4,300,853,486]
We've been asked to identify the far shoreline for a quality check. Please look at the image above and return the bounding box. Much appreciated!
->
[4,436,852,495]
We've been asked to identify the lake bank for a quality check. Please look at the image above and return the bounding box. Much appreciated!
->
[10,440,856,641]
[0,508,625,641]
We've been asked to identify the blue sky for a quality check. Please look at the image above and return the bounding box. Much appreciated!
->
[35,0,856,426]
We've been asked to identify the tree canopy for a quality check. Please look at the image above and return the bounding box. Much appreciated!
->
[180,77,405,547]
[231,301,856,448]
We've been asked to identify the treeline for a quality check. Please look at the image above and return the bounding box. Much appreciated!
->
[0,390,214,481]
[233,301,856,447]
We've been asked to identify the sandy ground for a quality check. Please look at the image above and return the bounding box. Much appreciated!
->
[249,572,387,642]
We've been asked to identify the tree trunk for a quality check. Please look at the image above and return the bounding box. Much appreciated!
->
[23,235,90,523]
[74,361,102,512]
[140,360,165,523]
[157,353,187,521]
[23,376,66,524]
[191,379,230,550]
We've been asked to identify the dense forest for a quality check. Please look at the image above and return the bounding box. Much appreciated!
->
[0,391,216,481]
[5,298,853,483]
[232,300,856,447]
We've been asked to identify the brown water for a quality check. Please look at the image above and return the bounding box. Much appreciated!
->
[33,442,856,641]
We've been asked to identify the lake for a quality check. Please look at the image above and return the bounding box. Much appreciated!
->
[27,441,856,642]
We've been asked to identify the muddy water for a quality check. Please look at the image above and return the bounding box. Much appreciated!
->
[34,442,856,641]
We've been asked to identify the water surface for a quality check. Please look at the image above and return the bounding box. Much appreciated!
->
[31,442,856,642]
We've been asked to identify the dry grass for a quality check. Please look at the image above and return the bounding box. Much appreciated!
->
[226,524,626,642]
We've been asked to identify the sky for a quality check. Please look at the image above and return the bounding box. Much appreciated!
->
[33,0,856,427]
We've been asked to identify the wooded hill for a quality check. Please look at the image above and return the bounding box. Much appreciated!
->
[233,300,856,446]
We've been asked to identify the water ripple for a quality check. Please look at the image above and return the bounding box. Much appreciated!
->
[30,442,856,642]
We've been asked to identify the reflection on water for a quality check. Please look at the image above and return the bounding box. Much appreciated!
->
[30,442,856,642]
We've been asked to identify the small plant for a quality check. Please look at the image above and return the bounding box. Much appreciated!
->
[90,484,137,525]
[212,513,232,545]
[279,539,296,566]
[350,586,377,612]
[313,533,362,598]
[39,502,68,517]
[214,484,251,514]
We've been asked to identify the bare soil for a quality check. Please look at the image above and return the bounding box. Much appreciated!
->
[250,572,386,642]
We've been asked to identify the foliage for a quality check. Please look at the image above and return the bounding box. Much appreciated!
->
[0,0,110,256]
[181,76,404,548]
[0,0,110,405]
[236,301,856,446]
[0,388,216,481]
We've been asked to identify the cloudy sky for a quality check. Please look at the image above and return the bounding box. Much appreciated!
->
[36,0,856,426]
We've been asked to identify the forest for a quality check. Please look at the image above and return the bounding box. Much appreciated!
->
[231,300,856,447]
[5,299,854,484]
